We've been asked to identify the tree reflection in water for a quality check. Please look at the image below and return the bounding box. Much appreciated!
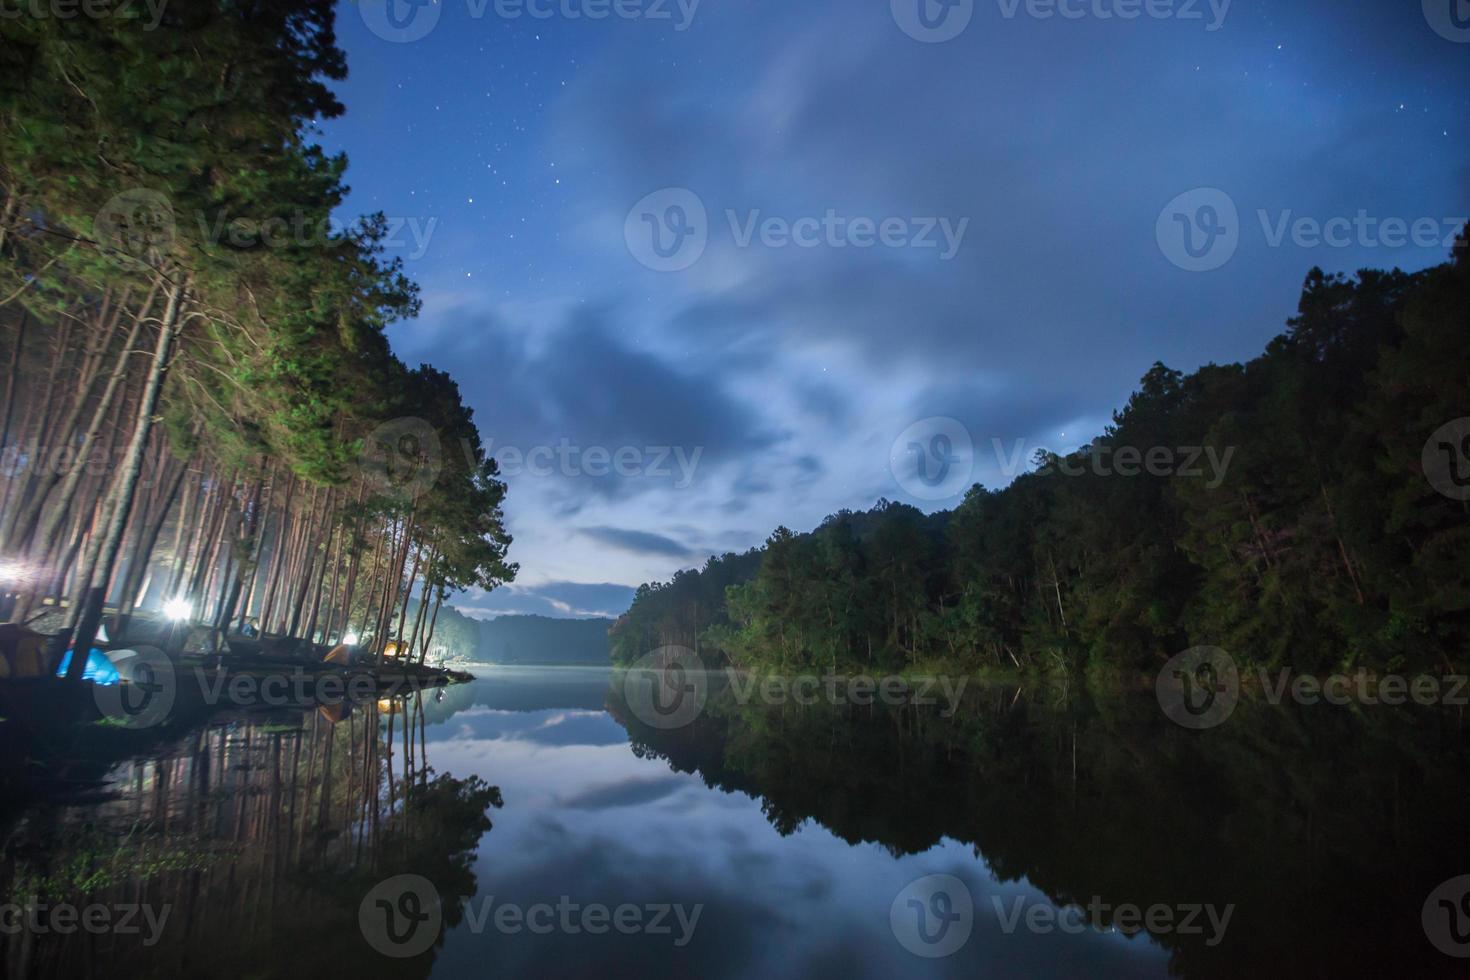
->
[609,671,1470,979]
[0,692,501,979]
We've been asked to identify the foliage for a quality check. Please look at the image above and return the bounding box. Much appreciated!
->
[614,240,1470,675]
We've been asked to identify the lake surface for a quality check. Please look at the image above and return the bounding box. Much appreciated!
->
[2,665,1468,978]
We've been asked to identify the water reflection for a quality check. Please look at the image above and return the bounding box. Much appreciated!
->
[607,670,1470,978]
[2,666,1467,978]
[0,694,500,978]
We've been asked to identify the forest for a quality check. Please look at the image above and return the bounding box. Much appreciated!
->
[611,240,1470,676]
[0,3,515,675]
[477,614,615,665]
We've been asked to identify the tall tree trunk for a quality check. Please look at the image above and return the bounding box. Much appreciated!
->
[64,277,187,676]
[113,456,187,636]
[417,582,443,666]
[22,302,149,560]
[0,309,26,461]
[0,190,18,257]
[2,291,134,552]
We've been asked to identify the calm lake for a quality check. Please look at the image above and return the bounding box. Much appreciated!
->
[2,664,1467,978]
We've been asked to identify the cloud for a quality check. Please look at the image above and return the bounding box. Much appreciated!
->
[560,775,687,810]
[339,0,1470,612]
[578,526,694,559]
[431,307,780,510]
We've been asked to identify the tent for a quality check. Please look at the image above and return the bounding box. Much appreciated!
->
[323,643,353,666]
[54,648,122,685]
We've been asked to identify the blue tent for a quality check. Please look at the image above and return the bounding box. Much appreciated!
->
[55,648,122,685]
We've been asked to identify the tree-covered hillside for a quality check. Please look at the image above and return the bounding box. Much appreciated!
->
[477,615,613,665]
[613,240,1470,675]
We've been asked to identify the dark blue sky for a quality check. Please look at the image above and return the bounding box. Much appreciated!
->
[323,0,1469,618]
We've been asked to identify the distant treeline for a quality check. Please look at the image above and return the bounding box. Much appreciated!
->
[612,242,1470,675]
[477,614,613,665]
[402,599,480,663]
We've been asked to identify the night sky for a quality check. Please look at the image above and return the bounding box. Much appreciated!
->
[322,0,1470,619]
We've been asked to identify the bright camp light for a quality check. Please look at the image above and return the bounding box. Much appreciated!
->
[163,597,192,621]
[342,632,360,646]
[0,559,27,583]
